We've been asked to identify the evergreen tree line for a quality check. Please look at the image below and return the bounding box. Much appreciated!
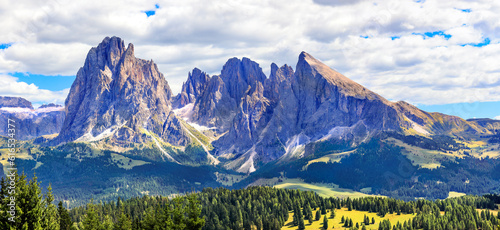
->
[0,172,69,230]
[2,170,500,230]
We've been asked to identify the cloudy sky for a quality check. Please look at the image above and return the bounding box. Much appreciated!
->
[1,0,499,119]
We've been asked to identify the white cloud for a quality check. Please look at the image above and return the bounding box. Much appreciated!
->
[0,74,69,105]
[495,116,500,120]
[0,0,500,105]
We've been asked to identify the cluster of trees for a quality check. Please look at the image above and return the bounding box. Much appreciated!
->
[301,137,500,201]
[0,172,71,230]
[200,187,323,230]
[382,132,465,151]
[0,171,204,230]
[2,170,500,230]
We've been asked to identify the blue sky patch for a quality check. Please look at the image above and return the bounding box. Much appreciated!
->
[11,72,75,91]
[360,35,369,39]
[413,31,451,40]
[417,101,500,120]
[461,38,490,47]
[144,10,156,17]
[391,36,400,40]
[459,8,471,13]
[143,4,160,17]
[0,43,12,49]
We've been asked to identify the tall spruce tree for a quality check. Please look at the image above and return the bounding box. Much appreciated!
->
[101,215,114,230]
[58,201,73,230]
[115,212,132,230]
[186,193,205,230]
[172,196,186,229]
[42,185,59,230]
[82,201,100,230]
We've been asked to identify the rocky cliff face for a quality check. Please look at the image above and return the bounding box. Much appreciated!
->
[183,51,484,173]
[0,96,33,109]
[20,36,484,172]
[173,68,210,108]
[212,52,408,172]
[190,57,268,131]
[0,98,65,140]
[55,36,189,146]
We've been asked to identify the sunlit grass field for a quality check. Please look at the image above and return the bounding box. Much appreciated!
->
[282,208,416,230]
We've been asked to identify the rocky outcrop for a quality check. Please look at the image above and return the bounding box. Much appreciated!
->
[173,68,210,108]
[0,98,64,140]
[0,96,33,109]
[39,103,63,109]
[213,52,408,172]
[190,57,268,131]
[21,36,484,172]
[55,36,189,146]
[264,63,294,105]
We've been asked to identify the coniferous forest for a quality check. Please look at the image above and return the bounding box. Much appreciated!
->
[1,171,500,230]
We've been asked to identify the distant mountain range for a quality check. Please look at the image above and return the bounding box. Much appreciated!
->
[1,37,499,206]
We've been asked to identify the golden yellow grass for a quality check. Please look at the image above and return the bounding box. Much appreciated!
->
[274,179,381,199]
[303,150,355,170]
[282,208,415,230]
[384,138,462,169]
[447,191,466,199]
[0,147,34,174]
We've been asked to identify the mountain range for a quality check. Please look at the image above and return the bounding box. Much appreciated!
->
[1,37,499,206]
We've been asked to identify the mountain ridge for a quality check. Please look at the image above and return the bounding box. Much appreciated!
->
[4,37,496,174]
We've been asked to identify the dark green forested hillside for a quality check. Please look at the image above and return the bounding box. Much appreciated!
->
[2,170,500,230]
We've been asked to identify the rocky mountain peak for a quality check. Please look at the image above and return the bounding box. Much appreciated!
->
[174,67,211,108]
[39,103,63,109]
[296,51,383,101]
[264,63,294,104]
[0,96,33,109]
[91,36,127,71]
[221,57,267,104]
[55,37,188,146]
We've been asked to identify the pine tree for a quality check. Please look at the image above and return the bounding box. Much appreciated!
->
[341,215,345,223]
[330,208,335,219]
[20,173,44,230]
[186,193,205,230]
[115,212,132,230]
[372,217,376,224]
[349,218,353,227]
[316,210,321,221]
[101,215,114,230]
[141,206,159,229]
[58,201,73,230]
[362,224,367,230]
[0,174,14,229]
[82,201,100,230]
[356,222,359,228]
[298,214,306,230]
[42,185,60,230]
[161,201,174,229]
[172,196,186,229]
[0,176,7,202]
[323,215,328,229]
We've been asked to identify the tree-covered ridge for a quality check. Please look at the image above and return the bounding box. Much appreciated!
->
[1,171,500,230]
